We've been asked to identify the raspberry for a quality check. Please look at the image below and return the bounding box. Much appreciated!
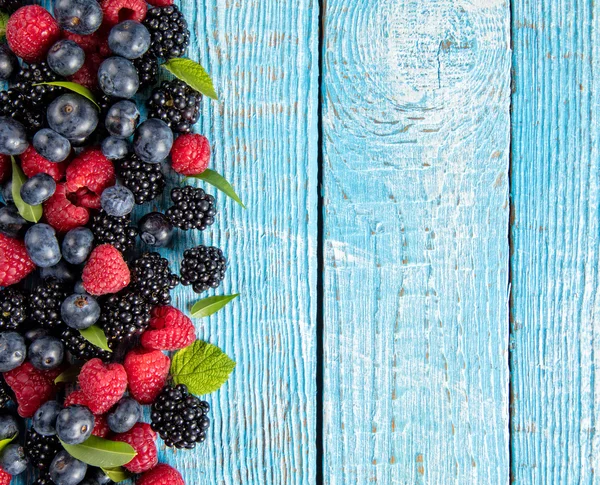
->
[6,6,61,62]
[170,133,210,175]
[79,358,128,414]
[114,423,157,473]
[0,155,10,183]
[0,234,36,287]
[43,184,90,233]
[3,362,59,417]
[142,306,195,351]
[146,0,173,6]
[0,469,10,485]
[68,58,100,90]
[66,148,116,197]
[63,390,88,407]
[21,146,67,182]
[137,464,184,485]
[92,413,110,437]
[124,348,170,405]
[101,0,147,26]
[82,244,131,296]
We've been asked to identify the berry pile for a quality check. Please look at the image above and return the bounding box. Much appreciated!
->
[0,0,238,482]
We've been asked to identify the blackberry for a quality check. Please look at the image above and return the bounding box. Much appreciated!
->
[13,62,63,109]
[0,379,14,410]
[118,155,166,205]
[166,186,216,231]
[133,53,159,88]
[150,384,210,449]
[130,252,179,306]
[31,279,69,329]
[99,291,151,351]
[0,287,28,331]
[147,80,201,133]
[33,475,55,485]
[90,211,138,253]
[0,89,45,135]
[25,428,61,471]
[0,0,23,13]
[144,6,190,59]
[60,326,112,362]
[180,245,227,294]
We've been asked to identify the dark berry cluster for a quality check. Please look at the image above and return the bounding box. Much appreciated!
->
[133,52,159,88]
[30,279,69,329]
[60,326,112,362]
[118,155,166,205]
[180,245,227,294]
[24,428,61,470]
[14,61,63,108]
[90,211,139,253]
[0,287,28,331]
[166,186,217,231]
[130,252,179,306]
[144,6,190,59]
[0,89,44,135]
[147,79,201,133]
[99,291,152,350]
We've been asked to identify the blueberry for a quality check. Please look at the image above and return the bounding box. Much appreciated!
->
[87,468,113,485]
[134,118,173,163]
[28,336,65,370]
[56,406,95,445]
[50,449,88,485]
[0,331,26,372]
[48,40,86,77]
[61,294,100,329]
[138,211,174,247]
[0,444,28,475]
[0,45,18,81]
[101,185,135,216]
[47,93,99,141]
[101,136,129,160]
[107,397,141,433]
[24,328,49,343]
[40,260,77,282]
[1,180,12,203]
[33,128,72,163]
[74,280,87,294]
[62,227,94,264]
[0,117,28,155]
[108,20,151,59]
[105,100,139,138]
[20,173,57,206]
[33,400,62,436]
[0,414,19,440]
[0,203,28,238]
[25,223,62,267]
[54,0,103,35]
[98,57,139,99]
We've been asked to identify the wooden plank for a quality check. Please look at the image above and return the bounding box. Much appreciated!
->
[510,1,600,482]
[321,1,511,483]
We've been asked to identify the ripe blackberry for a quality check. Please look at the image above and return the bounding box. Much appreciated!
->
[150,384,210,449]
[31,279,69,329]
[33,475,54,485]
[99,291,152,350]
[0,0,23,13]
[25,428,60,471]
[13,61,63,108]
[90,211,138,253]
[0,379,14,410]
[0,89,45,135]
[60,326,112,362]
[0,287,28,331]
[166,186,216,231]
[144,6,190,59]
[147,80,201,133]
[118,155,166,205]
[130,252,179,306]
[133,52,159,88]
[180,245,227,294]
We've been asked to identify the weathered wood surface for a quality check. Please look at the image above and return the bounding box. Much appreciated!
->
[320,0,511,483]
[510,0,600,482]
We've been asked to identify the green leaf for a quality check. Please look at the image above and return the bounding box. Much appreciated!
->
[171,340,235,395]
[34,81,99,108]
[0,433,17,454]
[0,11,9,40]
[163,58,218,100]
[101,467,132,483]
[54,366,81,384]
[189,169,245,208]
[61,436,136,468]
[79,325,111,352]
[11,157,43,223]
[191,294,239,319]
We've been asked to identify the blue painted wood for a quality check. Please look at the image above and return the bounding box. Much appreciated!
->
[511,1,600,482]
[321,1,511,483]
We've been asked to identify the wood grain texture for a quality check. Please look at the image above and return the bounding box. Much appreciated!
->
[320,0,511,483]
[511,0,600,482]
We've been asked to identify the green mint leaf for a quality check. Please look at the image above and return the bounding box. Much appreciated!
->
[0,433,17,454]
[61,436,136,468]
[34,81,99,108]
[0,11,9,40]
[54,366,81,384]
[11,157,43,223]
[101,466,132,483]
[79,325,111,352]
[189,169,245,208]
[191,294,239,319]
[171,340,235,395]
[162,58,218,100]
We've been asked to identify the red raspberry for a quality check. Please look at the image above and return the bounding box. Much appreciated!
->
[0,468,11,485]
[79,358,128,414]
[92,414,110,438]
[44,183,90,233]
[141,306,195,351]
[114,423,157,473]
[21,145,67,182]
[82,244,130,295]
[0,155,10,183]
[68,58,99,90]
[146,0,173,6]
[66,148,115,196]
[124,348,170,405]
[64,390,88,407]
[137,464,185,485]
[6,6,61,62]
[0,233,36,287]
[170,134,210,176]
[101,0,147,26]
[3,362,59,417]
